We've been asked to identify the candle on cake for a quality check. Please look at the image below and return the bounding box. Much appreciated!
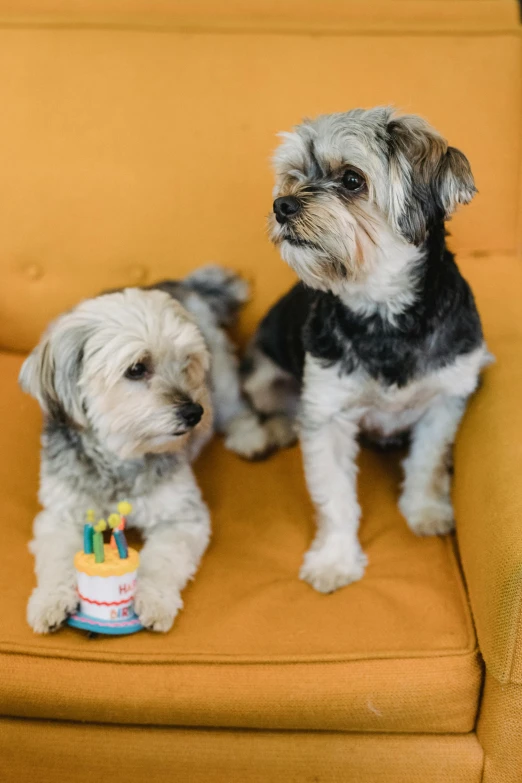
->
[67,501,143,635]
[93,519,107,563]
[108,512,128,559]
[83,509,95,554]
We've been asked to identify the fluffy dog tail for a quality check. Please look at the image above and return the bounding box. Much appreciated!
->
[181,265,250,326]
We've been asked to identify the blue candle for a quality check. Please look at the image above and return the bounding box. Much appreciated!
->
[113,530,128,559]
[83,524,94,554]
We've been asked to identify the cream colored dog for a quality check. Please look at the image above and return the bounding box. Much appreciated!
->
[21,266,267,633]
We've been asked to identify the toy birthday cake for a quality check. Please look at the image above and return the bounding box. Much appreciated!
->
[67,502,143,635]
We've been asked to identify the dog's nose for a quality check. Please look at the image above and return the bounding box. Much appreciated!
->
[273,196,301,224]
[179,402,203,428]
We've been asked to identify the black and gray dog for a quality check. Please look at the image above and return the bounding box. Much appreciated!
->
[242,107,491,593]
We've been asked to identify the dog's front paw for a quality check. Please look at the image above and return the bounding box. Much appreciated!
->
[224,412,272,460]
[27,585,78,634]
[400,494,455,536]
[299,539,368,593]
[134,581,182,633]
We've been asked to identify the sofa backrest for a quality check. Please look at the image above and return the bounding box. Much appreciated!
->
[0,0,520,351]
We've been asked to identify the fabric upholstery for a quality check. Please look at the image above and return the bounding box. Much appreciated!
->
[0,0,519,31]
[0,17,520,351]
[477,674,522,783]
[0,2,521,780]
[0,350,480,733]
[455,254,522,685]
[0,719,484,783]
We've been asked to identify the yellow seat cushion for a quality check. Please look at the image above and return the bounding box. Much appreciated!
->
[0,361,479,734]
[3,252,521,736]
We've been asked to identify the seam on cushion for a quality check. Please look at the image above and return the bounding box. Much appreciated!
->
[446,534,477,657]
[0,18,520,36]
[476,674,488,783]
[0,715,487,743]
[506,575,522,683]
[0,645,480,666]
[480,751,487,783]
[516,41,522,254]
[0,720,483,737]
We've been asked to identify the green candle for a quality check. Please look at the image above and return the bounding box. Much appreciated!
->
[93,519,107,563]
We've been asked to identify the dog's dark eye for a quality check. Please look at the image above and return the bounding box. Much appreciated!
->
[342,169,365,192]
[125,362,149,381]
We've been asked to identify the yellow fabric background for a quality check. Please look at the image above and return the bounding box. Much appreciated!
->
[0,21,520,351]
[0,0,518,32]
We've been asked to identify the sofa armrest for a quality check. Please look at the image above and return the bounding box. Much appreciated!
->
[454,321,522,684]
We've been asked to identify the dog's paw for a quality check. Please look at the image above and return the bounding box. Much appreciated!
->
[265,414,298,450]
[224,412,272,461]
[27,585,78,634]
[134,581,182,633]
[299,539,368,593]
[400,494,455,536]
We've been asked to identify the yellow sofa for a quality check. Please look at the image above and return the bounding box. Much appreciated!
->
[0,2,521,781]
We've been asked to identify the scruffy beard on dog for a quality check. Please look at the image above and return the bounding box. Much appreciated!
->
[241,107,492,593]
[21,265,268,633]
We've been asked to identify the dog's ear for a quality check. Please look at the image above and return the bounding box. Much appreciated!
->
[387,114,476,245]
[19,315,91,427]
[437,145,476,214]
